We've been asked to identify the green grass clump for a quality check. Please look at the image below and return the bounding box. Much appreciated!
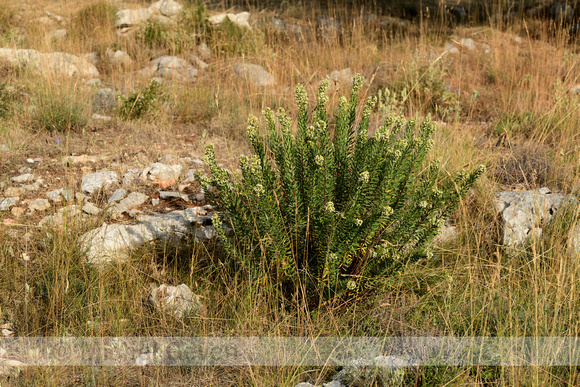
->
[0,82,13,119]
[32,84,90,132]
[137,19,169,49]
[199,74,485,307]
[68,1,118,40]
[118,80,163,121]
[0,4,15,35]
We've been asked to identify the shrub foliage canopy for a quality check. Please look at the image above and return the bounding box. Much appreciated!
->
[199,74,485,305]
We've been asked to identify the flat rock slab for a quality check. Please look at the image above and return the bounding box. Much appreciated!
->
[496,187,575,250]
[80,207,215,264]
[11,174,34,183]
[81,171,118,195]
[0,48,99,78]
[159,191,189,201]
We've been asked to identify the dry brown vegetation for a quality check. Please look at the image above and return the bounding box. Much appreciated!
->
[0,0,579,385]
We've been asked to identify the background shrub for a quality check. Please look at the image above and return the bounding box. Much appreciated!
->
[118,80,163,121]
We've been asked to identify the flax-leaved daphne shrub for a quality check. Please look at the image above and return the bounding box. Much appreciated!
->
[198,74,485,306]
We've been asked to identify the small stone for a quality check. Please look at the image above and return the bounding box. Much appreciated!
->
[22,183,39,192]
[0,197,19,211]
[81,171,118,195]
[122,172,137,186]
[111,192,149,217]
[1,329,13,337]
[196,226,215,240]
[141,163,182,188]
[106,48,132,66]
[82,202,101,215]
[197,42,211,61]
[38,206,82,228]
[18,167,32,173]
[538,187,551,195]
[149,283,203,319]
[11,173,34,183]
[159,191,189,202]
[328,68,354,87]
[232,63,276,87]
[460,38,476,50]
[184,169,196,183]
[108,188,128,204]
[570,85,580,95]
[127,209,140,218]
[26,159,34,163]
[194,193,205,201]
[445,43,459,54]
[189,55,208,70]
[92,114,112,121]
[152,198,160,206]
[10,207,24,217]
[63,154,102,164]
[4,187,24,197]
[76,192,88,202]
[62,189,74,202]
[46,189,63,202]
[209,12,251,29]
[29,198,51,211]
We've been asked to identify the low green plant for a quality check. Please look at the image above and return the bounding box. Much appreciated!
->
[179,0,211,35]
[32,84,89,132]
[137,20,169,49]
[117,80,163,121]
[199,74,485,306]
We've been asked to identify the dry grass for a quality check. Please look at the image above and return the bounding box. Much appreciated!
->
[0,0,580,385]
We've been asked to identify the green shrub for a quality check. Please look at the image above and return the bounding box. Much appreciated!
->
[33,85,89,132]
[179,1,211,35]
[199,75,485,306]
[118,80,163,121]
[210,17,262,55]
[137,19,169,49]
